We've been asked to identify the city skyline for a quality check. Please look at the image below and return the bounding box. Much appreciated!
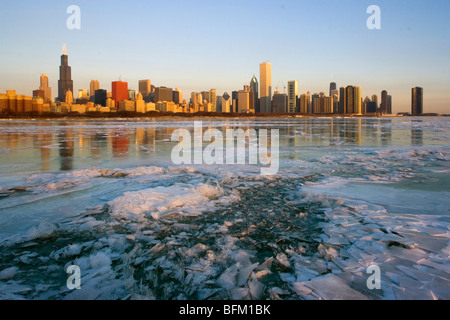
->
[0,0,449,113]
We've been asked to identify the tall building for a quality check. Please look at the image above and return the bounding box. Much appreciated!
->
[339,87,346,114]
[388,95,392,114]
[287,81,298,113]
[173,88,182,105]
[343,86,361,114]
[272,91,287,113]
[139,80,151,99]
[78,89,89,99]
[232,91,239,113]
[57,44,74,102]
[221,92,231,113]
[128,90,136,101]
[330,82,337,97]
[173,91,181,105]
[65,90,73,105]
[39,74,52,103]
[380,90,389,114]
[353,86,362,114]
[299,94,310,114]
[112,81,128,108]
[249,75,259,112]
[90,80,99,98]
[209,89,217,112]
[237,89,250,113]
[412,87,423,116]
[94,89,107,107]
[260,62,272,113]
[155,87,173,103]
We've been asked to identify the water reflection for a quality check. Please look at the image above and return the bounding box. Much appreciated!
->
[112,130,129,158]
[0,118,439,175]
[58,129,74,171]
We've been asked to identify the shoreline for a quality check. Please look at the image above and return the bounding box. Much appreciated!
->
[0,111,447,121]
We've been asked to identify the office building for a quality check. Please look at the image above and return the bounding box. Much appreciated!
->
[339,87,346,114]
[299,94,310,114]
[222,92,231,113]
[388,95,392,114]
[237,89,250,113]
[344,86,361,114]
[90,80,99,99]
[173,88,182,104]
[380,90,389,114]
[272,91,287,113]
[39,74,52,103]
[128,90,136,101]
[287,81,298,113]
[412,87,423,116]
[139,80,151,99]
[155,87,173,103]
[112,81,128,108]
[330,82,337,97]
[232,91,239,113]
[249,75,259,112]
[78,89,89,99]
[260,62,272,113]
[94,89,107,107]
[57,44,74,102]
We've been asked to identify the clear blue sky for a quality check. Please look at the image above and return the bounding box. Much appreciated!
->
[0,0,449,113]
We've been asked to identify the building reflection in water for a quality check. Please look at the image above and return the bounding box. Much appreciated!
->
[411,120,424,146]
[380,119,392,146]
[39,133,53,172]
[112,129,129,158]
[58,129,74,171]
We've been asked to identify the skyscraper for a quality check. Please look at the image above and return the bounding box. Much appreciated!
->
[94,89,107,107]
[155,87,173,103]
[39,74,52,103]
[221,92,231,113]
[388,95,392,114]
[58,44,74,102]
[330,82,337,97]
[249,75,259,112]
[260,62,272,113]
[209,89,217,112]
[380,90,389,114]
[90,80,99,98]
[237,89,250,113]
[299,94,310,114]
[139,80,151,99]
[353,86,362,115]
[272,91,287,113]
[338,87,346,114]
[412,87,423,116]
[112,81,128,108]
[287,81,298,113]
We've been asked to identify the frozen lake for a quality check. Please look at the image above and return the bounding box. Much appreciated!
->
[0,117,448,300]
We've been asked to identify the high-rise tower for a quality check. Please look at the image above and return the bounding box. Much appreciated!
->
[412,87,423,116]
[249,75,259,112]
[58,44,74,102]
[39,74,52,103]
[287,81,298,113]
[380,90,389,114]
[260,62,272,113]
[90,80,100,98]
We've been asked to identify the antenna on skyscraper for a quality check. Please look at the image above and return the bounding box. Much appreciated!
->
[62,43,67,55]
